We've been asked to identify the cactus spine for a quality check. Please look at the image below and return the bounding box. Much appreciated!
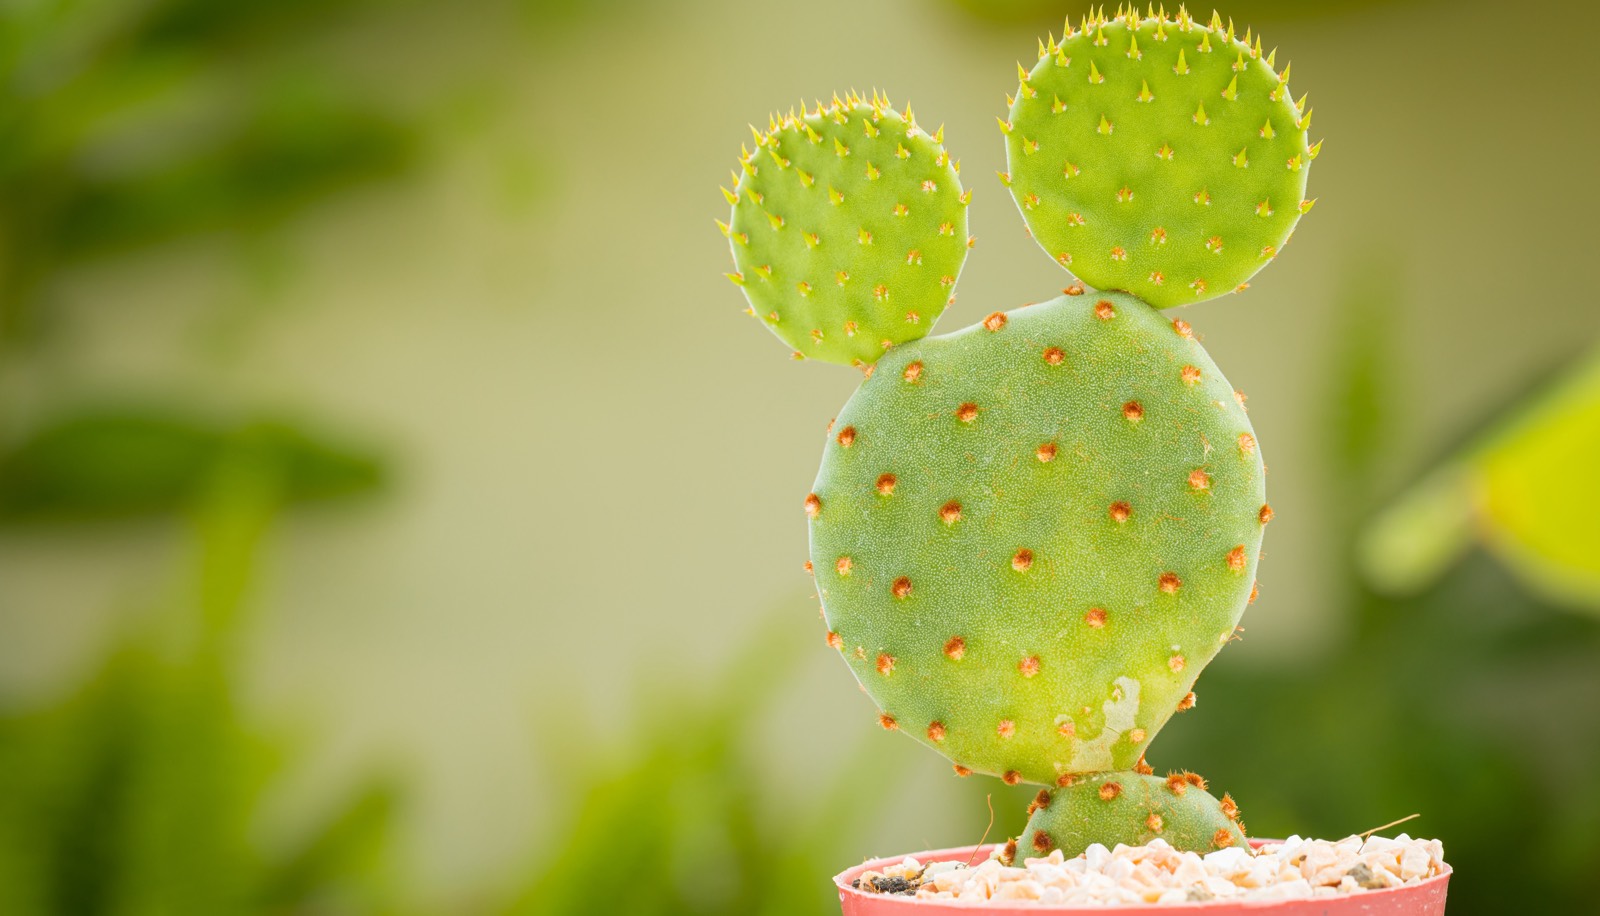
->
[718,4,1316,861]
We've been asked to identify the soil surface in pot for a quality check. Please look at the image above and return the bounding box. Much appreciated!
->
[849,834,1446,907]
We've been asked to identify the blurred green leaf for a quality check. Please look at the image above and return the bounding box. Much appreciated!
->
[0,405,386,523]
[257,779,403,913]
[509,611,901,916]
[54,80,414,255]
[1323,261,1400,494]
[0,433,403,915]
[0,0,419,339]
[1361,345,1600,613]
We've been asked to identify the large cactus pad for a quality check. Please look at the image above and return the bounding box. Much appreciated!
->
[724,93,970,366]
[1003,7,1317,306]
[811,291,1266,785]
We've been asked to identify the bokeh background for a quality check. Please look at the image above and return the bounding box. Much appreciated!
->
[2,0,1598,912]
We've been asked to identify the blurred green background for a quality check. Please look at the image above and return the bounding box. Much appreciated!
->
[2,0,1597,912]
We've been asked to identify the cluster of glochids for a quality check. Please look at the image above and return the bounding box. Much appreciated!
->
[720,5,1312,860]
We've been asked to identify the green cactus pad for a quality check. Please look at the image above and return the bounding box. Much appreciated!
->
[723,93,970,366]
[811,291,1265,785]
[1011,771,1247,861]
[1003,7,1317,306]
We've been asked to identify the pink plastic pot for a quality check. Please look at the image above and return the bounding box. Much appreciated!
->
[836,842,1450,915]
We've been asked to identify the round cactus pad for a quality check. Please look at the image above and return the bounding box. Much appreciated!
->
[810,292,1267,785]
[1004,8,1317,305]
[1016,771,1247,860]
[724,93,970,366]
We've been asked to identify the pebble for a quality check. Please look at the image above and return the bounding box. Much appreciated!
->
[885,834,1446,906]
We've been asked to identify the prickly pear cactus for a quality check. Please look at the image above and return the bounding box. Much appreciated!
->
[723,92,971,366]
[811,290,1265,786]
[717,2,1319,863]
[1008,772,1247,863]
[1002,7,1318,306]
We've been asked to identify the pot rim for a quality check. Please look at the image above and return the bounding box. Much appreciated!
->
[834,840,1452,912]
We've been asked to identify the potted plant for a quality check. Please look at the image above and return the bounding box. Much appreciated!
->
[718,5,1449,911]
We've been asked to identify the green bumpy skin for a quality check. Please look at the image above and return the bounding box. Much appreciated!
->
[1010,771,1247,862]
[810,291,1266,786]
[1003,7,1318,306]
[723,93,970,366]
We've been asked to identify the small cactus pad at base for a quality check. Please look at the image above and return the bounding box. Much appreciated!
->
[1010,771,1247,862]
[725,93,970,366]
[812,291,1265,784]
[1004,8,1317,306]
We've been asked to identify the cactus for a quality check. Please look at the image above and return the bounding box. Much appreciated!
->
[723,92,970,366]
[1009,772,1247,864]
[1002,7,1316,306]
[811,289,1263,787]
[718,4,1316,861]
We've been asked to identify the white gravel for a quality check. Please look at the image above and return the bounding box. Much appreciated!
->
[857,834,1445,906]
